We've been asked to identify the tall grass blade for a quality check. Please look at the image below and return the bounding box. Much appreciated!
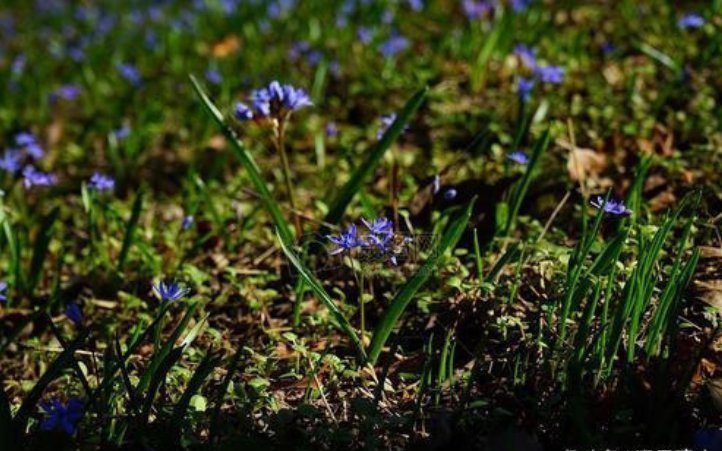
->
[117,189,144,272]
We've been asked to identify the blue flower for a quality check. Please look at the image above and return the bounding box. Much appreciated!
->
[181,215,194,230]
[535,65,565,84]
[49,84,81,103]
[361,217,393,236]
[678,13,704,29]
[407,0,423,11]
[327,224,362,255]
[23,166,57,189]
[234,102,254,121]
[39,398,84,436]
[510,0,532,12]
[357,27,373,44]
[0,149,23,174]
[377,113,408,140]
[15,132,37,148]
[517,76,535,102]
[65,304,83,326]
[379,34,409,58]
[205,69,222,85]
[514,44,537,70]
[444,188,458,201]
[113,125,131,140]
[507,150,530,165]
[241,81,312,120]
[153,280,190,302]
[462,0,493,20]
[0,281,7,303]
[117,63,142,87]
[88,172,115,192]
[590,196,631,216]
[325,122,338,138]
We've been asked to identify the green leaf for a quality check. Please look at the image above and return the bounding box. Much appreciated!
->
[171,348,220,424]
[367,197,476,365]
[117,189,144,272]
[277,232,366,360]
[27,207,59,294]
[324,86,428,225]
[189,74,294,244]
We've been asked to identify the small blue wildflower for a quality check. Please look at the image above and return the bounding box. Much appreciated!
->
[23,166,57,189]
[377,113,408,140]
[327,224,362,255]
[510,0,532,12]
[514,44,537,70]
[362,217,393,237]
[444,188,458,201]
[153,280,190,302]
[234,102,254,121]
[462,0,493,20]
[65,304,83,326]
[117,63,142,87]
[49,84,81,103]
[407,0,423,11]
[0,149,23,174]
[181,215,194,230]
[113,125,131,140]
[590,196,631,216]
[325,122,338,138]
[11,54,26,75]
[535,65,565,84]
[39,398,84,436]
[507,150,530,165]
[245,81,312,119]
[15,132,36,147]
[379,34,409,58]
[0,281,7,303]
[517,76,535,102]
[357,27,373,44]
[25,142,45,160]
[678,13,704,29]
[205,69,222,85]
[88,172,115,192]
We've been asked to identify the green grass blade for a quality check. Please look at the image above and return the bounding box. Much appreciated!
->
[117,189,144,272]
[504,129,551,235]
[277,231,366,360]
[171,348,221,425]
[189,74,294,244]
[137,302,199,393]
[323,86,428,225]
[367,197,476,365]
[26,207,59,294]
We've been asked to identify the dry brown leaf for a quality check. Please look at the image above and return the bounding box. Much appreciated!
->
[700,246,722,259]
[708,378,722,412]
[557,139,607,182]
[696,280,722,311]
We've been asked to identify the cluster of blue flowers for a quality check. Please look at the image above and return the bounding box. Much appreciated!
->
[235,81,312,122]
[513,44,565,102]
[327,217,405,265]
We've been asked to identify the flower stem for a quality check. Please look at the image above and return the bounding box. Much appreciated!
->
[276,118,302,236]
